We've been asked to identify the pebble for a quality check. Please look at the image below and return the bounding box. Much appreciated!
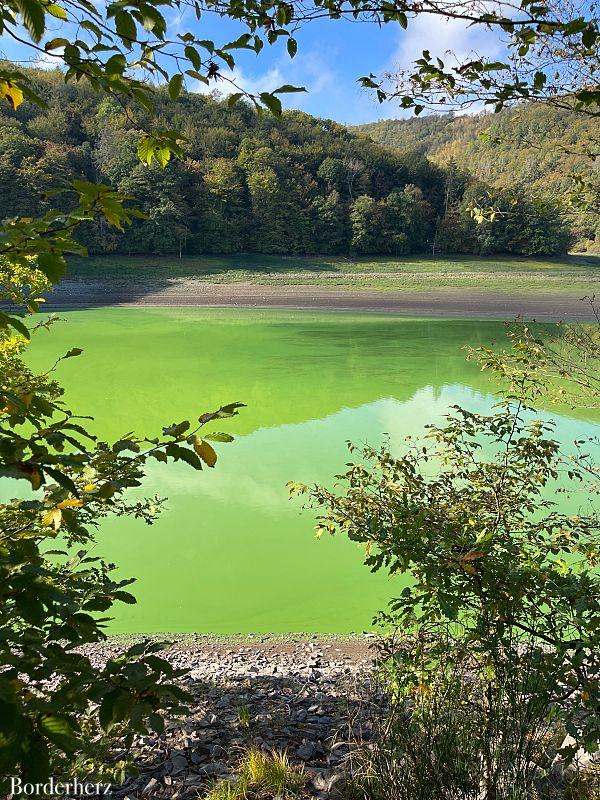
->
[78,635,373,800]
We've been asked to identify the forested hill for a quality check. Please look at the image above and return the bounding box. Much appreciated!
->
[354,106,599,249]
[0,67,576,257]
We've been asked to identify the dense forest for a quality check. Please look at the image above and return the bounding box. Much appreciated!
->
[0,67,576,257]
[355,105,599,250]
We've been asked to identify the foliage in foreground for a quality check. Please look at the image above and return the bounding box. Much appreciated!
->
[204,748,305,800]
[0,261,244,786]
[471,308,600,411]
[347,633,599,800]
[290,395,600,759]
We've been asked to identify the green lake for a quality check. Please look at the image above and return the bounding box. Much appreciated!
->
[22,308,600,634]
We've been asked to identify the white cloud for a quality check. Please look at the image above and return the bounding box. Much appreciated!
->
[188,49,338,111]
[34,48,64,70]
[394,14,504,72]
[360,14,507,120]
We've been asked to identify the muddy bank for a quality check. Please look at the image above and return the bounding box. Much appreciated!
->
[45,279,596,321]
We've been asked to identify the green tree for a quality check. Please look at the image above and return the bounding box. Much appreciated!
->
[201,157,248,253]
[311,190,349,254]
[471,188,572,255]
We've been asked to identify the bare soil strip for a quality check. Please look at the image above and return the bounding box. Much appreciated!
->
[47,280,596,320]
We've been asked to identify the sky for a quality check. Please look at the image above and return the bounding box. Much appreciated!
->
[0,5,507,125]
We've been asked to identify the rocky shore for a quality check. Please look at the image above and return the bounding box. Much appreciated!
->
[84,636,376,799]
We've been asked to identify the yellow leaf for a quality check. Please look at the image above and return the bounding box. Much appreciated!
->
[41,508,62,530]
[0,80,24,110]
[29,468,43,491]
[57,498,84,509]
[83,483,96,491]
[459,551,486,562]
[412,683,431,696]
[47,3,68,20]
[193,437,217,467]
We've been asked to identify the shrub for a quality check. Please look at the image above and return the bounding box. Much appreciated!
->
[347,630,564,800]
[290,398,600,761]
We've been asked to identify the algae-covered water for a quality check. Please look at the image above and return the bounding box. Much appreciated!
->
[22,308,599,633]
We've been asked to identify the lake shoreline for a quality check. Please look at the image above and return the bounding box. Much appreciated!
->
[82,634,374,799]
[45,279,597,321]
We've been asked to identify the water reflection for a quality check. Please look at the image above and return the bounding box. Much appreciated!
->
[19,309,600,633]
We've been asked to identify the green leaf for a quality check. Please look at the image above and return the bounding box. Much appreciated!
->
[115,10,137,43]
[163,420,190,438]
[220,402,246,415]
[21,735,50,782]
[260,92,282,116]
[227,92,243,108]
[168,73,183,101]
[273,84,306,94]
[287,37,297,57]
[36,252,66,282]
[44,467,79,496]
[113,591,137,605]
[137,136,155,166]
[105,53,126,75]
[175,447,204,470]
[148,712,165,734]
[46,3,67,20]
[184,45,202,71]
[44,37,69,51]
[20,83,49,109]
[39,716,77,754]
[100,690,136,732]
[0,312,30,339]
[204,432,234,443]
[16,0,46,42]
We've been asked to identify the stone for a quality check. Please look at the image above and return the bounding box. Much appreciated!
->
[169,754,188,775]
[141,778,158,796]
[296,742,317,761]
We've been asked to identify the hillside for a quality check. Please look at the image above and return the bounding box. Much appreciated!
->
[354,105,599,249]
[0,68,574,257]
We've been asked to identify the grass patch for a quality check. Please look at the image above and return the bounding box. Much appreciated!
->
[204,748,305,800]
[65,253,600,296]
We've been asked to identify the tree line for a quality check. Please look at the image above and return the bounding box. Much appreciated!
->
[355,105,600,251]
[0,66,572,259]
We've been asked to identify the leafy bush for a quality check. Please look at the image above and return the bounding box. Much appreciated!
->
[290,397,600,759]
[348,630,563,800]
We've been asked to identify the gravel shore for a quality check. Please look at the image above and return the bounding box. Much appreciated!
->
[84,635,376,799]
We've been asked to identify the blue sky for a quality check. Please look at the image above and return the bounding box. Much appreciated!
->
[0,5,506,125]
[170,6,506,124]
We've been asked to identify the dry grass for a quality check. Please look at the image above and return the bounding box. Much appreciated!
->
[203,748,305,800]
